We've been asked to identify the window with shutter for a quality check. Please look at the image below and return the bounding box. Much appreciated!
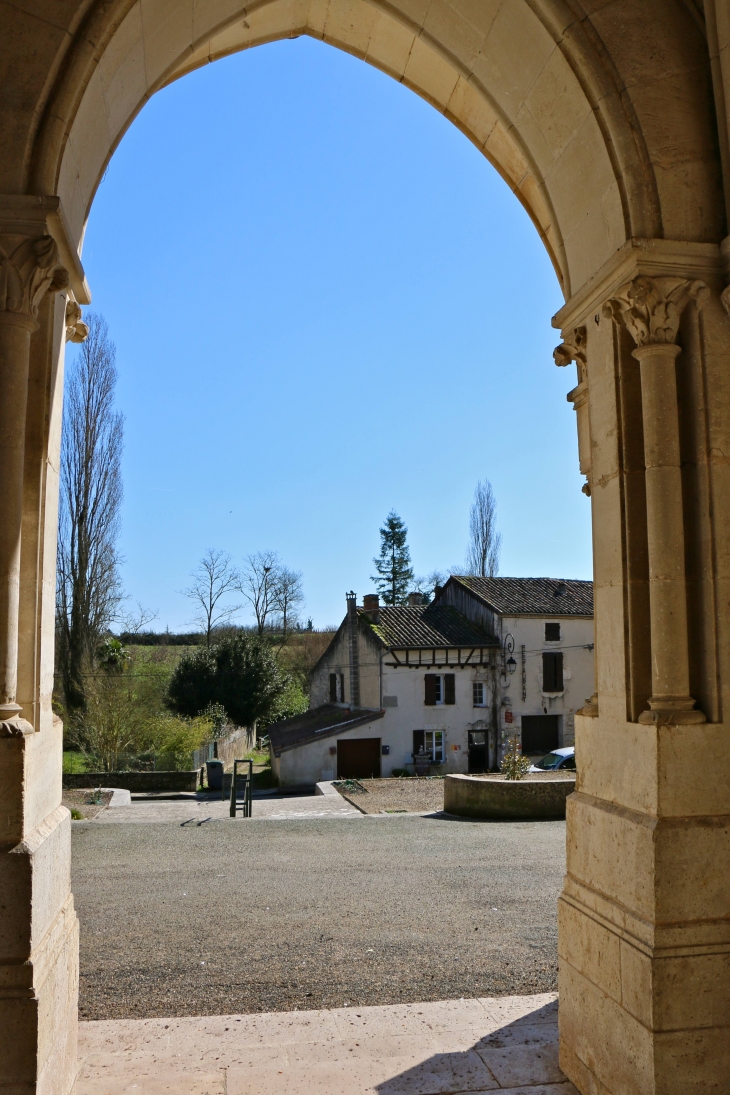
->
[444,674,456,704]
[413,730,425,756]
[338,673,345,702]
[329,674,338,702]
[424,674,437,705]
[545,622,561,641]
[542,652,564,691]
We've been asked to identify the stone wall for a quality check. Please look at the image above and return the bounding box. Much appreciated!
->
[63,771,201,792]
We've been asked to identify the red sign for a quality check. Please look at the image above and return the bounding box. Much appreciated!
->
[504,711,513,723]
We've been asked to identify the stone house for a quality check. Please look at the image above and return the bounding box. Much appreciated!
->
[270,592,498,783]
[269,578,594,783]
[437,576,595,763]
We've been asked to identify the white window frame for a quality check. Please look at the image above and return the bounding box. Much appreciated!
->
[425,730,445,763]
[473,681,486,707]
[433,674,444,704]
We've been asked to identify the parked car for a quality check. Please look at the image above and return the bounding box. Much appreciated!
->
[528,746,576,773]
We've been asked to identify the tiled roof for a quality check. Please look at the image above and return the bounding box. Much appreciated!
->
[364,604,498,649]
[268,705,384,754]
[449,576,593,616]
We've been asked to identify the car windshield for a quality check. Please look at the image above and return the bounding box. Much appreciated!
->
[535,752,565,770]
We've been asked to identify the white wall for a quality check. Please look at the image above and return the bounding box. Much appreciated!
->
[272,719,385,785]
[497,615,595,750]
[380,661,494,773]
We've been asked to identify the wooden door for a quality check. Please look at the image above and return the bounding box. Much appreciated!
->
[521,715,559,754]
[337,738,381,779]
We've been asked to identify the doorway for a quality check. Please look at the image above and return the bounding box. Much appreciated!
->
[521,715,559,755]
[337,738,381,779]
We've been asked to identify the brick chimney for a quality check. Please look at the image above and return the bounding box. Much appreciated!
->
[362,593,380,622]
[346,591,360,708]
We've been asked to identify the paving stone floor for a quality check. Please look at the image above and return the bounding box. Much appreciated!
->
[84,792,361,824]
[77,993,576,1095]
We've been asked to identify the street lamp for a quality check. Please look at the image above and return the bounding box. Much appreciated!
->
[502,633,516,677]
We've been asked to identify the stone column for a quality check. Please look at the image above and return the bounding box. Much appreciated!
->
[0,233,66,724]
[0,198,85,1095]
[607,276,707,725]
[553,239,730,1095]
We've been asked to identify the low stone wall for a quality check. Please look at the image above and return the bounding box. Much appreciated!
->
[444,774,575,819]
[63,770,202,793]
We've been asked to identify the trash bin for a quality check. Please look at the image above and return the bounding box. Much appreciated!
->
[206,759,223,791]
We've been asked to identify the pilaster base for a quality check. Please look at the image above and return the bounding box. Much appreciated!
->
[559,790,730,1095]
[0,806,79,1095]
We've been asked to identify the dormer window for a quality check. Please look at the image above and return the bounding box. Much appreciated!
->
[545,622,561,642]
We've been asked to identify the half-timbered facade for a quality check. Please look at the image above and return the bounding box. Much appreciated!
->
[287,578,595,782]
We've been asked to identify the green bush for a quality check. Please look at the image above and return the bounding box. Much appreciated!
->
[66,648,209,772]
[167,634,287,730]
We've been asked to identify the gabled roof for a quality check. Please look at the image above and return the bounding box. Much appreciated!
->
[268,704,384,754]
[446,576,593,617]
[364,603,498,649]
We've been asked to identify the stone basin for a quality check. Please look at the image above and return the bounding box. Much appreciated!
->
[444,773,575,819]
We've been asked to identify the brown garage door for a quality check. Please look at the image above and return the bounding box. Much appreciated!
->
[337,738,381,779]
[521,715,559,754]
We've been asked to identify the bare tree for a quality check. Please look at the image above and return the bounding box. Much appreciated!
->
[412,570,451,602]
[465,479,502,577]
[238,551,280,635]
[182,549,241,645]
[56,313,124,711]
[272,567,304,642]
[118,600,158,635]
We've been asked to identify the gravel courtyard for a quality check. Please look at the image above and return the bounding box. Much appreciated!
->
[72,815,565,1020]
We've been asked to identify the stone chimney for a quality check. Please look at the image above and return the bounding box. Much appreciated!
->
[408,591,424,606]
[362,593,380,622]
[346,591,360,708]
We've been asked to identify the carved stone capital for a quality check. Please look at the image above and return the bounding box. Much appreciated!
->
[577,693,598,717]
[0,234,67,327]
[553,326,587,369]
[65,295,89,343]
[605,276,709,347]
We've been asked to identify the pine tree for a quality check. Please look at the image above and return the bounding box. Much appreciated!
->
[371,510,414,605]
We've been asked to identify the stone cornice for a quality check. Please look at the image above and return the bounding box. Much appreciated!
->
[553,238,721,333]
[0,196,91,305]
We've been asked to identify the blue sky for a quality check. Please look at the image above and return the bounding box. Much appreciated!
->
[71,36,592,631]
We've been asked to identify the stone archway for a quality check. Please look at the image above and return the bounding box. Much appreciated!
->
[1,3,730,1093]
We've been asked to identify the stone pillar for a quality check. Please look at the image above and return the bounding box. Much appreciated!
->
[553,239,730,1095]
[606,276,708,726]
[0,233,65,721]
[0,197,87,1095]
